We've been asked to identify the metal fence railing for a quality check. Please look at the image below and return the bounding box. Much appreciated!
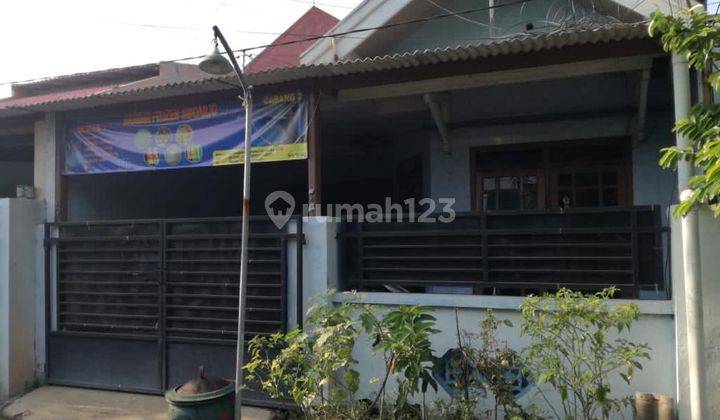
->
[339,207,666,299]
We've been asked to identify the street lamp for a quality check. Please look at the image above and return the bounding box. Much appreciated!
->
[199,26,253,420]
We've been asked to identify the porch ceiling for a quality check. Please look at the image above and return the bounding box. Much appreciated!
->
[320,71,643,135]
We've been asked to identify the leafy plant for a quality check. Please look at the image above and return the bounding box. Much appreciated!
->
[519,287,651,420]
[360,305,439,419]
[433,309,536,420]
[245,296,443,419]
[244,292,366,419]
[650,5,720,216]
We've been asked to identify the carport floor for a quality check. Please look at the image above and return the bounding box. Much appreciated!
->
[1,386,274,419]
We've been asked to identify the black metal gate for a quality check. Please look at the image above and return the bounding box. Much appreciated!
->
[45,216,302,407]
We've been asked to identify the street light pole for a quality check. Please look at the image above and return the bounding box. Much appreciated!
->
[201,26,252,420]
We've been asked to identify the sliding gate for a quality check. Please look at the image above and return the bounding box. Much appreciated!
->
[45,216,302,406]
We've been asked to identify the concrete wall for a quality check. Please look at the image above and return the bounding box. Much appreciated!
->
[0,198,44,400]
[427,114,635,211]
[672,207,720,419]
[289,217,340,327]
[423,83,675,214]
[632,111,678,220]
[332,293,675,418]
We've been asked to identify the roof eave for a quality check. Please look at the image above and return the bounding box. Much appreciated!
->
[6,23,656,114]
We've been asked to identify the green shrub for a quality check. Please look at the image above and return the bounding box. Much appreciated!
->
[519,287,651,420]
[360,305,439,419]
[244,292,366,418]
[246,287,652,420]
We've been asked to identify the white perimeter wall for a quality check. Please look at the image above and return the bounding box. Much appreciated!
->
[333,293,675,418]
[0,198,44,400]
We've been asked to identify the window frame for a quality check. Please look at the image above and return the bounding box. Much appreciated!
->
[475,170,546,211]
[470,138,632,212]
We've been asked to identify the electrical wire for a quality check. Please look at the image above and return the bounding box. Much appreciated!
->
[424,0,498,30]
[166,0,535,63]
[0,0,533,88]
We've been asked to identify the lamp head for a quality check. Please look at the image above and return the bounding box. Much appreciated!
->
[199,43,233,75]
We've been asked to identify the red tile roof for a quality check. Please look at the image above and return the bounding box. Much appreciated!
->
[244,7,338,73]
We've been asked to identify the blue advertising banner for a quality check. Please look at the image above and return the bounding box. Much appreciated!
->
[64,92,308,175]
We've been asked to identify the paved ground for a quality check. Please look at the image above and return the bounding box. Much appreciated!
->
[1,386,274,419]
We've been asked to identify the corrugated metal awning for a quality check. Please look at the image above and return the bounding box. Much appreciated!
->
[3,22,652,114]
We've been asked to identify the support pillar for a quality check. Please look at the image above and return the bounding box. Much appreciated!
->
[671,53,707,420]
[307,89,321,216]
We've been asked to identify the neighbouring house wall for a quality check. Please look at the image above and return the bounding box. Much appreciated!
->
[0,198,44,400]
[672,207,720,420]
[333,293,675,418]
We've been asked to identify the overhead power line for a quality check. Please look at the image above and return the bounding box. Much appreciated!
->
[0,0,532,88]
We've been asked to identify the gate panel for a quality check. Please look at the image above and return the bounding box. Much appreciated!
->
[48,335,161,393]
[55,221,162,336]
[49,221,163,392]
[46,217,299,406]
[163,218,289,396]
[164,218,287,344]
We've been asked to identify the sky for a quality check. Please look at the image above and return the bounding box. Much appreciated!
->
[0,0,363,98]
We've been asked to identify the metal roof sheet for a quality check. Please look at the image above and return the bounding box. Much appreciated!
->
[8,64,159,98]
[2,22,651,114]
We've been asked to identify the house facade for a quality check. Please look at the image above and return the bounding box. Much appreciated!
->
[0,0,718,418]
